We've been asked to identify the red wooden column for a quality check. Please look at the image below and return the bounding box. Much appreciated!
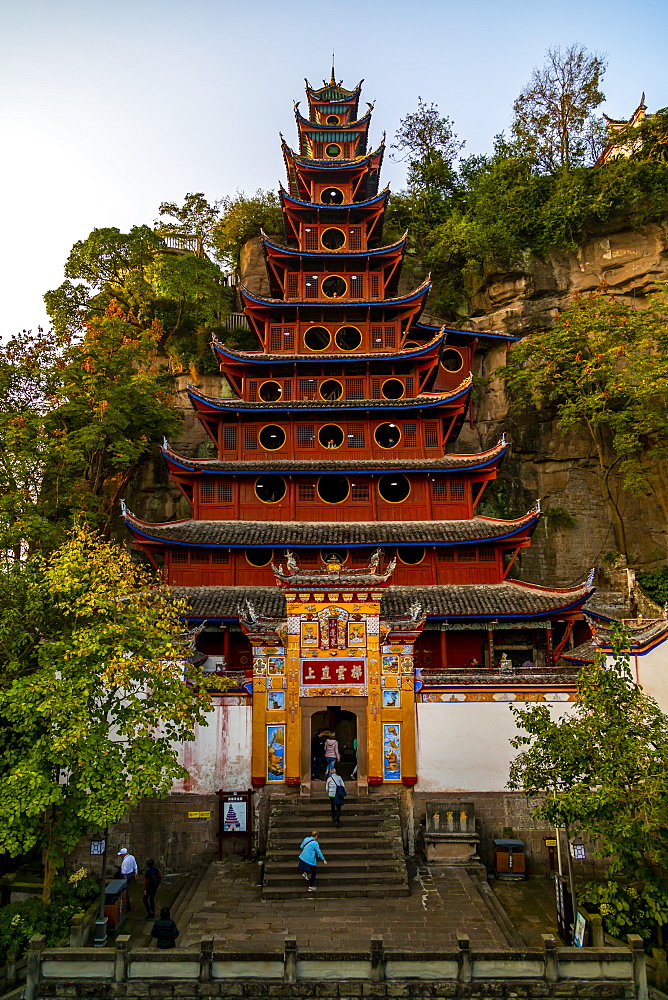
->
[439,628,447,670]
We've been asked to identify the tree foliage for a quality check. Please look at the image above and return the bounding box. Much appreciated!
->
[512,44,607,172]
[211,189,283,269]
[155,191,223,257]
[0,525,216,901]
[613,107,668,163]
[509,624,668,938]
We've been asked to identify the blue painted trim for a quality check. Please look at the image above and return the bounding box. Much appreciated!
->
[414,322,520,343]
[295,109,372,130]
[214,335,443,364]
[239,282,429,309]
[188,387,469,412]
[280,189,388,210]
[262,237,405,258]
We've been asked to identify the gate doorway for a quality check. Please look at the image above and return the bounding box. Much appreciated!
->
[311,708,357,781]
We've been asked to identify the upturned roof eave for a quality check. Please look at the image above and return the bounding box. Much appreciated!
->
[237,275,430,310]
[187,382,471,414]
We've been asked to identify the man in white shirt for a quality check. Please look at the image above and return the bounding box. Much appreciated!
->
[117,848,138,910]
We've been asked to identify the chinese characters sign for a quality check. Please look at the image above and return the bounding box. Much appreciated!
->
[301,658,365,686]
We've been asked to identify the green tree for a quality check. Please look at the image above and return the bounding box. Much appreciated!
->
[614,107,668,163]
[512,44,607,172]
[211,190,283,270]
[509,624,668,938]
[503,289,668,558]
[0,525,216,902]
[155,192,222,258]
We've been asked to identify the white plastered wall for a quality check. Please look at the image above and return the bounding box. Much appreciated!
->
[175,697,252,794]
[620,644,668,715]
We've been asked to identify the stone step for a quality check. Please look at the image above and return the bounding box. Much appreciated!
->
[270,817,399,831]
[267,846,399,858]
[266,872,407,888]
[266,859,404,874]
[262,883,410,900]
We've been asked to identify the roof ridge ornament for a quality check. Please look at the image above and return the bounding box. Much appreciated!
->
[586,567,596,588]
[500,432,507,446]
[533,498,541,514]
[120,499,135,520]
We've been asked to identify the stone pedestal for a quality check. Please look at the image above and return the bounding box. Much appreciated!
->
[424,801,480,865]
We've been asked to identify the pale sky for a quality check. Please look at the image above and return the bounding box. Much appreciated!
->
[1,0,666,336]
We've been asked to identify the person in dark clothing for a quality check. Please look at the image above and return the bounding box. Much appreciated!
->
[151,906,179,949]
[311,729,325,779]
[143,859,162,918]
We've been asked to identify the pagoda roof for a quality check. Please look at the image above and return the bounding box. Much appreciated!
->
[282,139,384,172]
[261,232,407,259]
[213,332,443,366]
[187,381,470,415]
[294,106,372,131]
[306,78,363,101]
[166,577,594,622]
[237,275,430,310]
[279,186,390,211]
[123,503,537,549]
[160,436,508,476]
[415,321,521,344]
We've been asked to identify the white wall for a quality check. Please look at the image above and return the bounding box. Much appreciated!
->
[176,697,252,794]
[416,701,572,792]
[625,647,668,715]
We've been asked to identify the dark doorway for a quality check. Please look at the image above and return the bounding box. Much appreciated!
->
[311,708,357,781]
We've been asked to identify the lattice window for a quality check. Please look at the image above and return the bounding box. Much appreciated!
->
[348,227,362,251]
[370,274,380,298]
[424,422,439,449]
[450,478,465,502]
[405,377,414,397]
[297,424,315,449]
[283,327,295,351]
[349,275,361,298]
[172,549,188,563]
[244,426,258,450]
[287,275,299,299]
[403,423,417,447]
[371,325,384,347]
[351,482,370,501]
[304,277,318,298]
[282,380,293,400]
[217,479,233,504]
[346,424,365,448]
[201,482,216,503]
[371,378,381,398]
[431,478,449,503]
[304,229,319,252]
[222,426,237,453]
[345,378,365,400]
[212,550,230,564]
[297,482,316,501]
[269,327,282,352]
[479,546,496,562]
[191,550,210,564]
[384,326,396,349]
[247,381,258,402]
[437,548,455,562]
[458,547,477,562]
[298,379,318,400]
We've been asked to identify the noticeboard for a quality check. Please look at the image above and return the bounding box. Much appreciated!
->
[217,790,252,859]
[554,872,573,943]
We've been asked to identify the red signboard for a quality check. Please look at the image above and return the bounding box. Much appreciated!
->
[302,659,365,685]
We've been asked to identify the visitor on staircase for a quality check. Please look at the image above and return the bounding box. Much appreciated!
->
[323,734,340,776]
[298,831,328,892]
[326,769,346,826]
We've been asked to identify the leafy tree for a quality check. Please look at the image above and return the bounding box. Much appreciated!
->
[155,192,223,258]
[512,44,607,172]
[509,624,668,939]
[211,190,283,270]
[502,289,668,558]
[0,525,216,902]
[613,107,668,163]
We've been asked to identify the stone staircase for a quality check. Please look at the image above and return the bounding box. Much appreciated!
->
[262,795,409,899]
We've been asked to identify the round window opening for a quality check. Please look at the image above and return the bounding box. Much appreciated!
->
[318,424,344,449]
[321,275,347,298]
[399,546,425,565]
[258,381,282,402]
[255,475,286,504]
[335,325,362,351]
[441,349,464,373]
[374,423,401,449]
[325,143,341,158]
[404,342,420,351]
[259,425,286,450]
[304,326,331,351]
[317,475,349,504]
[321,228,346,250]
[246,549,273,567]
[381,379,405,400]
[320,379,343,400]
[320,187,343,205]
[378,474,410,504]
[326,115,340,125]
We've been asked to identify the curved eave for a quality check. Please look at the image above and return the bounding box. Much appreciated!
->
[212,329,444,364]
[262,233,406,259]
[279,186,389,211]
[415,321,521,344]
[187,382,471,414]
[283,141,384,171]
[295,108,372,131]
[306,80,363,100]
[238,277,430,310]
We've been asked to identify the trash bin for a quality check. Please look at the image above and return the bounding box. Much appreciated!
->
[493,839,526,879]
[103,878,128,929]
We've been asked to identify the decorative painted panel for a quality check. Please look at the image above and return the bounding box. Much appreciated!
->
[267,725,285,782]
[382,723,401,781]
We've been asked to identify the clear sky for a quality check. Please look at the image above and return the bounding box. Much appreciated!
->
[1,0,666,336]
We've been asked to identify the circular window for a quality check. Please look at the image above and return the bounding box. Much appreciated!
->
[259,380,282,402]
[374,423,401,449]
[246,549,273,567]
[441,349,463,373]
[378,474,410,504]
[321,228,346,250]
[335,326,362,351]
[318,424,344,449]
[325,143,341,158]
[259,425,286,451]
[404,342,420,351]
[320,379,343,400]
[255,475,286,504]
[317,475,349,505]
[304,326,331,351]
[320,187,343,205]
[321,548,347,564]
[321,275,347,298]
[326,115,340,125]
[399,546,425,565]
[381,379,405,400]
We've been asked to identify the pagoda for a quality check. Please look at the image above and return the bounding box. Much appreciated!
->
[123,68,594,792]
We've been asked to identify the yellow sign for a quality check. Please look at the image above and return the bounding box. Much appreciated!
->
[544,838,557,847]
[187,811,211,819]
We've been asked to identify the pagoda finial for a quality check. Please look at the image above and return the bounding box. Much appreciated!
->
[640,91,646,108]
[330,52,336,85]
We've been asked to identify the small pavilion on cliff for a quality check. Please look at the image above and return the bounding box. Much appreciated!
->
[123,69,595,794]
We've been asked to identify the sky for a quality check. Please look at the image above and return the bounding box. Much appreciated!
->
[1,0,667,337]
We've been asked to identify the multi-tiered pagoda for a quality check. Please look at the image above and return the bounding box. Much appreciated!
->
[123,70,594,792]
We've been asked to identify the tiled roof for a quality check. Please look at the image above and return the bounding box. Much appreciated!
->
[561,640,596,663]
[212,330,443,364]
[125,510,537,547]
[187,384,470,412]
[238,276,430,309]
[170,580,593,621]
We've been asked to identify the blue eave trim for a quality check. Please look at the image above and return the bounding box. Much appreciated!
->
[280,189,388,210]
[188,387,468,413]
[214,333,443,365]
[415,322,521,343]
[296,110,372,130]
[239,283,429,309]
[263,238,405,258]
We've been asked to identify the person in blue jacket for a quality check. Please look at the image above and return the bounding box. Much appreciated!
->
[298,830,327,891]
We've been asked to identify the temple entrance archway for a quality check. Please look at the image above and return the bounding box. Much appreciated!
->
[301,697,366,794]
[311,708,357,781]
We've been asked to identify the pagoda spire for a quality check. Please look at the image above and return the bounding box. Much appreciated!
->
[330,52,336,86]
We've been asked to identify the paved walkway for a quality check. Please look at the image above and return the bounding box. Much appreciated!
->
[176,859,509,952]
